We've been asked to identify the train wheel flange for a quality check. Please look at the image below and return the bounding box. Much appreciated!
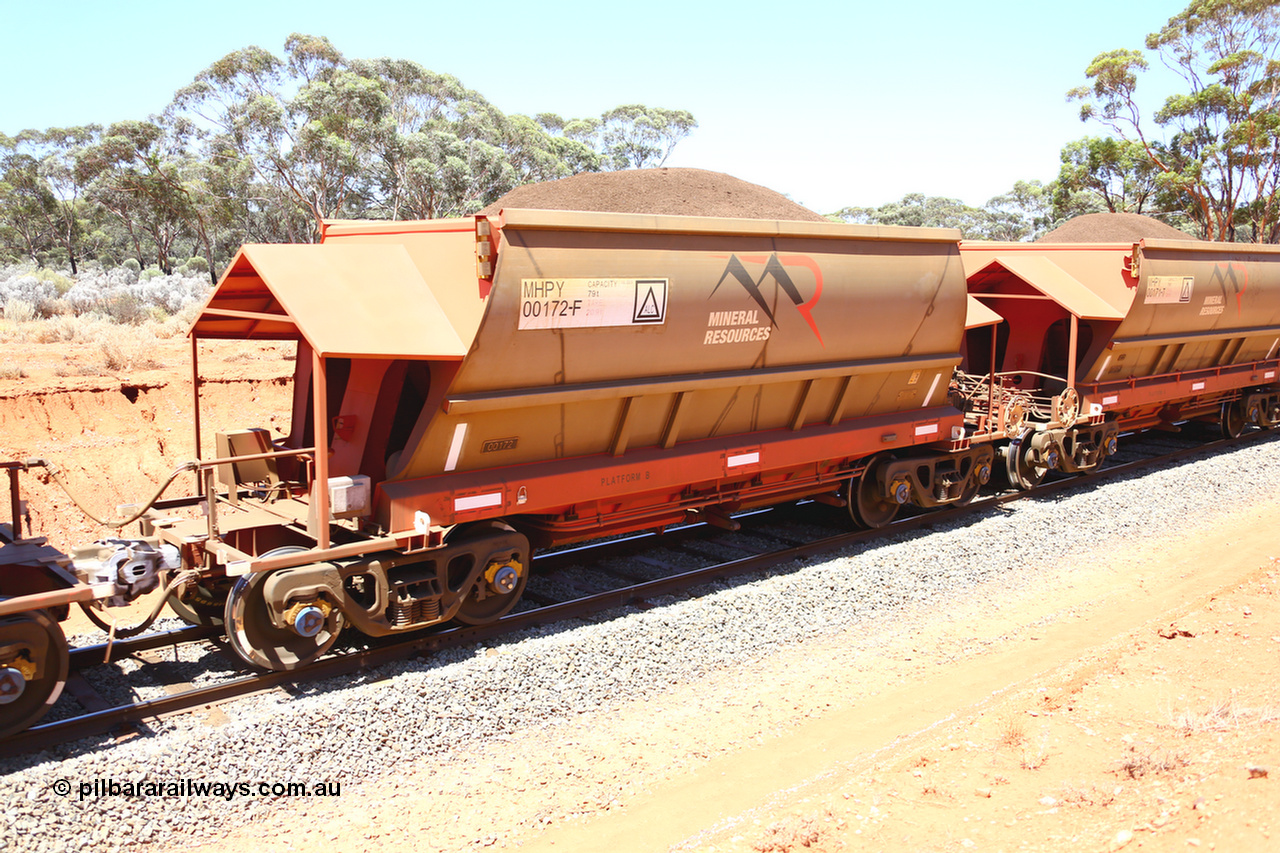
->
[1221,399,1246,439]
[0,610,70,738]
[447,522,529,626]
[169,578,233,627]
[1004,430,1048,491]
[224,547,344,671]
[847,455,899,529]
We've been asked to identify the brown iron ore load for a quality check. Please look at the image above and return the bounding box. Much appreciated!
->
[1037,212,1192,243]
[480,167,828,222]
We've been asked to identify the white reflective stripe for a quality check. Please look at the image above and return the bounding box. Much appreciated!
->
[914,423,939,437]
[444,422,467,472]
[1268,338,1279,359]
[726,451,760,468]
[1192,381,1205,391]
[1094,355,1112,381]
[922,373,942,407]
[454,492,503,512]
[1103,395,1119,405]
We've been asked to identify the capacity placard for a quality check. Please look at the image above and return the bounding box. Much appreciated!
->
[518,278,668,329]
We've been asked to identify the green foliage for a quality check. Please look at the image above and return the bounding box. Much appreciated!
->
[1069,0,1280,241]
[0,34,697,274]
[1055,136,1162,216]
[31,267,74,295]
[597,105,697,170]
[832,193,986,233]
[831,184,1056,242]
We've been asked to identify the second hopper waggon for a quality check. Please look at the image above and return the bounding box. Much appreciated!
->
[135,209,993,670]
[958,238,1280,487]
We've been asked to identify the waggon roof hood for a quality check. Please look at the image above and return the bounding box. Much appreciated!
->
[968,254,1127,321]
[189,243,469,360]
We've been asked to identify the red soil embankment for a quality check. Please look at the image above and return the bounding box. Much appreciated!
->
[0,341,293,548]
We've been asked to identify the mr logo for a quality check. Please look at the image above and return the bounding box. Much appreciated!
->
[1210,262,1247,316]
[709,253,824,346]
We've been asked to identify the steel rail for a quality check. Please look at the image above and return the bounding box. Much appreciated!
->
[4,428,1273,756]
[67,625,222,670]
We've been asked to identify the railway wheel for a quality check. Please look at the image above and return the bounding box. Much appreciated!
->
[169,578,233,627]
[1004,430,1048,491]
[224,547,344,671]
[448,522,529,626]
[847,456,899,529]
[1220,399,1246,439]
[0,610,70,739]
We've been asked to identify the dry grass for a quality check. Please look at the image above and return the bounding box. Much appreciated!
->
[1167,695,1280,735]
[1116,746,1189,779]
[0,314,167,373]
[0,364,27,380]
[997,715,1028,749]
[0,306,195,349]
[993,715,1051,769]
[752,811,833,852]
[97,328,164,372]
[1055,783,1117,808]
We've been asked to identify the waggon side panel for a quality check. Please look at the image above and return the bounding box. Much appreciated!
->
[1106,241,1280,377]
[391,214,968,487]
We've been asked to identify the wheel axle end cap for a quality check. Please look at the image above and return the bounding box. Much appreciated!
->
[0,667,26,704]
[292,605,327,638]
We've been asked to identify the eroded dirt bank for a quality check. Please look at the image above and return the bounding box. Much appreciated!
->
[0,340,293,547]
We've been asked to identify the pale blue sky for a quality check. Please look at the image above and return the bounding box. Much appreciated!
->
[0,0,1189,213]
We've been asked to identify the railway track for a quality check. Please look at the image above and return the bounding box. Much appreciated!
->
[2,427,1270,757]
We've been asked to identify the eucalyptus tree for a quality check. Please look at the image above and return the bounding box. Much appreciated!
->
[0,132,55,265]
[979,180,1055,241]
[830,193,989,235]
[1055,136,1163,215]
[831,185,1057,242]
[25,126,100,273]
[170,34,393,237]
[1069,0,1280,241]
[598,105,697,170]
[353,58,517,219]
[75,120,196,272]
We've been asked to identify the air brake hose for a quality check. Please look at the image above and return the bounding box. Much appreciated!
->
[79,569,200,651]
[24,457,199,530]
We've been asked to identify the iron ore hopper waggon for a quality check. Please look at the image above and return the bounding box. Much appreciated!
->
[0,209,994,734]
[5,205,1280,740]
[959,239,1280,488]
